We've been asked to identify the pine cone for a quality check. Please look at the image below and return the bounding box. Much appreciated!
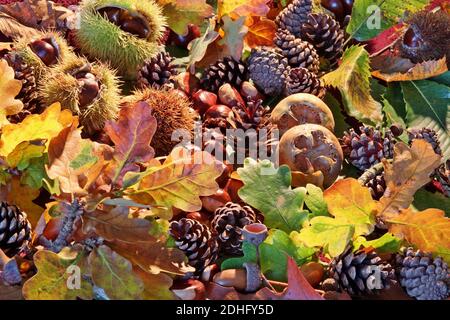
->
[201,56,248,93]
[301,13,344,66]
[0,202,32,256]
[137,52,177,89]
[396,247,449,300]
[276,0,313,37]
[407,127,442,155]
[284,67,325,97]
[169,218,218,272]
[211,202,259,255]
[434,160,450,197]
[358,163,386,200]
[274,29,319,72]
[340,126,396,171]
[247,47,289,96]
[3,52,40,123]
[330,246,395,295]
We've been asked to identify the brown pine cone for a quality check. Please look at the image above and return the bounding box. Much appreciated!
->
[284,67,325,97]
[137,52,177,89]
[276,0,313,37]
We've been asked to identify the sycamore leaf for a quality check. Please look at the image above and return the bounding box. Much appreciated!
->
[294,216,355,257]
[126,147,223,219]
[353,233,403,253]
[159,0,213,35]
[237,159,309,233]
[378,141,442,218]
[0,103,74,157]
[22,247,93,300]
[185,18,219,72]
[387,208,450,262]
[322,45,383,125]
[104,102,156,187]
[346,0,428,41]
[89,245,144,300]
[218,16,248,61]
[0,58,23,126]
[372,57,448,82]
[82,207,154,243]
[244,17,276,49]
[218,0,270,20]
[324,178,377,236]
[401,80,450,160]
[6,139,45,170]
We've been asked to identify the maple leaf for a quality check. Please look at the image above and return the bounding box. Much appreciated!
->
[125,147,223,219]
[0,102,75,157]
[218,0,271,20]
[377,140,441,218]
[237,159,309,233]
[22,246,93,300]
[218,16,248,61]
[387,208,450,262]
[372,57,448,82]
[324,178,377,236]
[0,58,23,126]
[88,245,144,300]
[245,17,276,49]
[82,207,155,243]
[158,0,213,35]
[104,101,156,187]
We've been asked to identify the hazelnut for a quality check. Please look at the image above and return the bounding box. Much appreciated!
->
[218,83,245,107]
[201,189,231,213]
[192,90,217,116]
[271,93,335,136]
[278,124,343,188]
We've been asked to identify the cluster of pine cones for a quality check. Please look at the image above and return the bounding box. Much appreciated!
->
[169,202,261,273]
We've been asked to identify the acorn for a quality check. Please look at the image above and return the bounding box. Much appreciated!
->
[75,0,166,79]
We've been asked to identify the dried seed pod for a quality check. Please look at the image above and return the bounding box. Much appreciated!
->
[278,124,343,188]
[271,93,335,136]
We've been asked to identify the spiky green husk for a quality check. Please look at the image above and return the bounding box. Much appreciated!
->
[123,88,196,156]
[75,0,166,79]
[39,55,122,135]
[14,31,75,81]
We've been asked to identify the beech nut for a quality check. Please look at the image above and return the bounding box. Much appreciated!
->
[171,279,206,300]
[278,124,343,188]
[201,189,231,213]
[218,83,245,107]
[173,72,200,95]
[271,93,335,137]
[192,90,217,116]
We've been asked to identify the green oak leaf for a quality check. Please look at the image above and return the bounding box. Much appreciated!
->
[294,216,355,257]
[353,233,403,253]
[21,156,47,189]
[322,45,383,125]
[304,184,329,219]
[401,80,450,160]
[22,247,93,300]
[413,189,450,217]
[238,159,309,233]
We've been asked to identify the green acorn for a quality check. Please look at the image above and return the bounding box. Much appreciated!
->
[14,31,75,81]
[75,0,166,80]
[39,55,121,136]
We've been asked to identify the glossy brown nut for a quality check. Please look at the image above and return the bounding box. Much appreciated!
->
[120,16,150,39]
[201,189,231,213]
[42,218,63,242]
[77,73,100,108]
[185,211,210,224]
[225,177,243,203]
[29,39,58,66]
[204,104,232,121]
[216,162,233,189]
[192,90,217,116]
[300,262,324,288]
[173,72,200,95]
[97,6,123,25]
[240,81,264,102]
[321,0,345,22]
[218,83,245,107]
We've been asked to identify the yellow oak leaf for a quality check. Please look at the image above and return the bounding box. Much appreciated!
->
[0,59,23,126]
[218,0,270,20]
[0,103,75,157]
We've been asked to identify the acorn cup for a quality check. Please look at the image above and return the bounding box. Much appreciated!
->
[38,55,121,136]
[75,0,167,79]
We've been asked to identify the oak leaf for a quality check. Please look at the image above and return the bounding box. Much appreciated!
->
[126,147,223,219]
[104,101,156,187]
[6,139,45,170]
[88,245,144,300]
[0,58,23,126]
[245,17,276,49]
[324,178,377,236]
[387,208,450,262]
[22,247,93,300]
[218,16,248,61]
[185,18,219,72]
[377,140,441,218]
[218,0,271,20]
[134,267,176,300]
[0,103,75,157]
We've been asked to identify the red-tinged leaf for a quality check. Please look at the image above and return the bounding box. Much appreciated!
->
[245,17,276,49]
[104,101,156,187]
[218,0,271,20]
